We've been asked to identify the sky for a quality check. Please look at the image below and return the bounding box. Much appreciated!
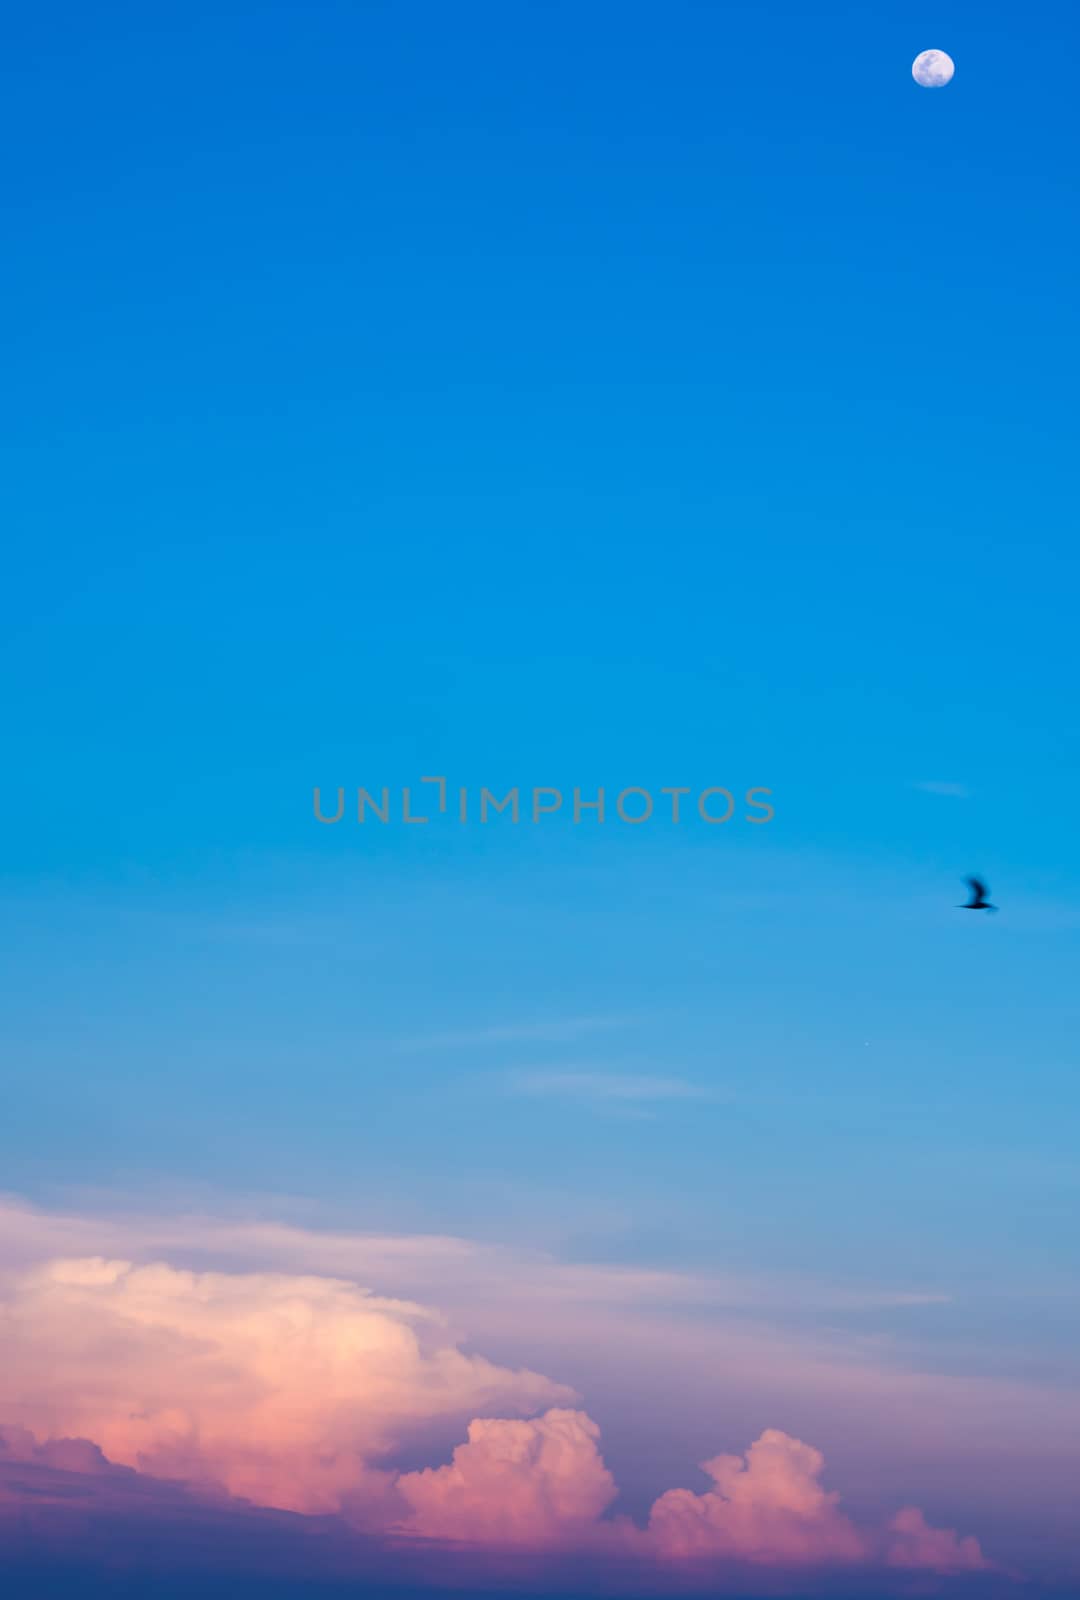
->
[1,1,1078,1595]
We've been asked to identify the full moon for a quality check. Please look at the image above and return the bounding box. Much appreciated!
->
[912,49,955,88]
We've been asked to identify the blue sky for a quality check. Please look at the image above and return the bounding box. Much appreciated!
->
[1,1,1079,1578]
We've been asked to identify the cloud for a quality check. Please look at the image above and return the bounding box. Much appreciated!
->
[396,1409,618,1545]
[0,1194,952,1318]
[393,1015,640,1051]
[395,1416,874,1565]
[645,1430,867,1566]
[886,1506,990,1574]
[507,1071,719,1104]
[0,1403,990,1584]
[0,1254,570,1518]
[910,780,971,799]
[0,1214,993,1586]
[1,1422,131,1485]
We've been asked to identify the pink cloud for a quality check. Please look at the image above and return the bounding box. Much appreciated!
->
[0,1228,993,1586]
[1,1422,123,1482]
[1,1254,570,1517]
[392,1415,875,1566]
[887,1506,991,1574]
[396,1408,618,1545]
[646,1429,868,1566]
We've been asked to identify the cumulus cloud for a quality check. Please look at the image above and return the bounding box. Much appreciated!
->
[0,1255,570,1517]
[397,1409,618,1544]
[393,1416,871,1565]
[0,1217,993,1585]
[646,1429,867,1566]
[394,1417,991,1577]
[886,1506,990,1573]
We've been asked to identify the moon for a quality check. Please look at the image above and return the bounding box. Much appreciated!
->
[912,49,955,88]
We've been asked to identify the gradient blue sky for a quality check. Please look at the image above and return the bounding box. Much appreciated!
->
[2,0,1079,1582]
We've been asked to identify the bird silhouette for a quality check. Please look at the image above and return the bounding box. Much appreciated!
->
[959,876,997,912]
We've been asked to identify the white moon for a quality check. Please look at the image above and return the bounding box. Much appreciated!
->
[912,49,955,88]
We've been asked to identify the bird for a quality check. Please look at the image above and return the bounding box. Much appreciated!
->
[958,876,997,912]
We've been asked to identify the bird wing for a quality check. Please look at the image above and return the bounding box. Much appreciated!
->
[966,877,988,902]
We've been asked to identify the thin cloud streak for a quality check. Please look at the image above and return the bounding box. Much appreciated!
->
[393,1015,643,1052]
[0,1197,948,1317]
[910,780,971,799]
[507,1071,722,1104]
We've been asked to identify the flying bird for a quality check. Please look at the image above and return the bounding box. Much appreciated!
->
[959,877,997,912]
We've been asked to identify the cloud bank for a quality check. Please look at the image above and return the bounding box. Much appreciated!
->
[0,1229,991,1589]
[2,1253,566,1519]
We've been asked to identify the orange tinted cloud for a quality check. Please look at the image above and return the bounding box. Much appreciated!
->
[0,1239,991,1582]
[2,1254,570,1516]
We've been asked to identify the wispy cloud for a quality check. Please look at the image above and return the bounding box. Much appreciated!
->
[393,1015,641,1052]
[508,1070,720,1105]
[910,780,971,799]
[0,1194,951,1318]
